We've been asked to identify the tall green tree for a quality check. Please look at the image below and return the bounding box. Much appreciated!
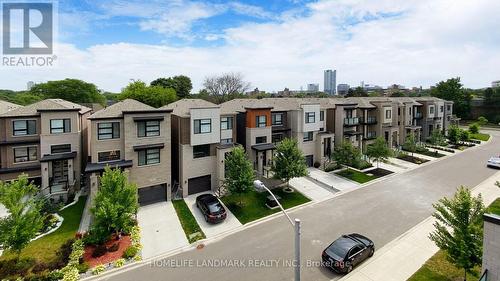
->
[447,125,461,144]
[223,146,254,206]
[331,141,362,167]
[429,129,447,146]
[429,186,485,281]
[90,167,138,244]
[120,80,177,108]
[151,75,193,99]
[468,123,479,134]
[431,77,472,119]
[403,132,418,156]
[0,175,44,257]
[272,138,308,188]
[459,129,470,142]
[477,116,488,126]
[365,137,392,168]
[29,78,105,105]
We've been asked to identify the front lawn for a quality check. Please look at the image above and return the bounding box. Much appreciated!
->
[470,133,490,141]
[221,188,310,224]
[172,199,205,243]
[397,154,430,165]
[0,196,87,279]
[408,197,500,281]
[335,168,392,184]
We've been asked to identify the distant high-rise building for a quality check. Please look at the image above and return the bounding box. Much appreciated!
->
[307,83,319,92]
[492,80,500,88]
[324,69,337,95]
[337,84,350,95]
[27,81,35,90]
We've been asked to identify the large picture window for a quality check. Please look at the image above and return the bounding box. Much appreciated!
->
[256,115,266,127]
[14,146,37,163]
[13,120,36,136]
[272,113,283,125]
[138,148,160,166]
[255,136,267,144]
[50,119,71,134]
[98,150,121,162]
[193,144,211,158]
[98,122,120,140]
[51,144,71,154]
[305,112,315,123]
[194,119,211,134]
[303,131,313,142]
[138,120,160,137]
[220,117,233,130]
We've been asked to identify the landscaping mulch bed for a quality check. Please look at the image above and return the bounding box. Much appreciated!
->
[83,235,131,268]
[365,168,394,177]
[397,155,429,165]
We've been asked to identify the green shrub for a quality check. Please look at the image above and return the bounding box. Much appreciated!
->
[61,267,79,281]
[122,245,139,259]
[468,123,479,134]
[91,264,106,275]
[76,262,89,274]
[114,258,126,268]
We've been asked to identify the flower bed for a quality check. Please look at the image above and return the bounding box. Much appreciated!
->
[83,235,132,268]
[425,145,455,153]
[396,154,429,165]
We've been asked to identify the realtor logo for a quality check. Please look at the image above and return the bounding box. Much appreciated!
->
[2,2,53,55]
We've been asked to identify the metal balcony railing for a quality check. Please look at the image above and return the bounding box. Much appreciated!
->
[366,132,377,139]
[344,117,359,126]
[414,112,423,119]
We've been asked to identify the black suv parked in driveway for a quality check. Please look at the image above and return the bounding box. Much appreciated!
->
[196,194,227,224]
[322,233,375,273]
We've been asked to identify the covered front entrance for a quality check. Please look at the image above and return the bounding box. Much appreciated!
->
[305,155,314,167]
[138,184,167,206]
[40,151,77,200]
[251,143,276,178]
[188,175,211,195]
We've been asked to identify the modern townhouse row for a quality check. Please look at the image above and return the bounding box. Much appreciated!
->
[0,97,457,206]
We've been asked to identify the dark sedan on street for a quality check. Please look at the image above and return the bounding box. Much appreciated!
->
[322,233,375,273]
[196,194,227,224]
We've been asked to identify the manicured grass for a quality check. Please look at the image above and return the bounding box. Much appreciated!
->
[408,197,500,281]
[470,133,490,141]
[335,168,377,183]
[0,196,87,264]
[172,199,205,243]
[221,188,310,224]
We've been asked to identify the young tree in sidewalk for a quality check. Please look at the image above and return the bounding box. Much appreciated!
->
[0,175,44,258]
[272,138,308,188]
[447,125,461,144]
[223,146,255,206]
[331,141,362,168]
[89,167,138,244]
[429,129,447,146]
[429,186,485,281]
[365,137,392,168]
[403,132,418,156]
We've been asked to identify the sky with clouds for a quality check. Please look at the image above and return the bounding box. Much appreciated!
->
[1,0,499,92]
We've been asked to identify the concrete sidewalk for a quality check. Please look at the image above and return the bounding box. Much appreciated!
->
[308,167,359,191]
[338,171,500,281]
[289,177,337,202]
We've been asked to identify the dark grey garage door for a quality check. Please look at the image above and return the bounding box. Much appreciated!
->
[138,184,166,206]
[305,155,314,167]
[188,175,211,195]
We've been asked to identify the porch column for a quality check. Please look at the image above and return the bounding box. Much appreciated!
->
[67,158,74,185]
[257,151,264,176]
[41,162,49,191]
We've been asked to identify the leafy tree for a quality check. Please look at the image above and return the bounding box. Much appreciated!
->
[29,79,105,105]
[119,80,177,108]
[331,141,362,167]
[365,137,392,168]
[203,72,251,103]
[459,129,470,142]
[477,116,488,126]
[0,175,44,257]
[403,132,418,156]
[429,129,447,146]
[346,87,368,97]
[468,123,479,134]
[431,77,472,119]
[223,146,254,206]
[272,138,308,188]
[429,186,484,281]
[447,125,461,144]
[151,75,192,99]
[89,167,138,244]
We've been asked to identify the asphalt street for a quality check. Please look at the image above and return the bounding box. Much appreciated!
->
[101,130,499,281]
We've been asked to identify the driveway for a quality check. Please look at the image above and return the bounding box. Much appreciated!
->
[307,167,359,191]
[289,177,336,202]
[184,192,242,238]
[137,202,188,259]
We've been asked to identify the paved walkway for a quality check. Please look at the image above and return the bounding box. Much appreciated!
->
[289,177,337,202]
[387,157,419,170]
[307,167,359,191]
[184,192,242,238]
[137,202,188,259]
[0,203,7,218]
[338,171,500,281]
[78,196,92,233]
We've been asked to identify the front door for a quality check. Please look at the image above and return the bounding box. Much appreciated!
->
[305,155,314,167]
[52,160,68,183]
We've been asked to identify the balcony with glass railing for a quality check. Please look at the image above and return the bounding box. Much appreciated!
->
[365,132,377,139]
[414,112,423,119]
[343,117,359,126]
[360,116,377,125]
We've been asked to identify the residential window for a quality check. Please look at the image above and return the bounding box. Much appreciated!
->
[220,117,233,130]
[272,134,283,144]
[51,144,71,154]
[98,122,120,140]
[385,110,392,119]
[194,119,211,134]
[138,148,160,166]
[440,106,444,113]
[221,138,233,145]
[138,120,160,137]
[13,146,37,163]
[429,106,435,114]
[446,105,451,111]
[272,113,283,126]
[13,120,36,136]
[398,108,401,116]
[193,144,211,158]
[98,150,120,162]
[345,109,353,118]
[320,111,325,121]
[255,136,267,144]
[303,131,313,142]
[50,119,71,134]
[256,115,266,127]
[409,108,412,115]
[305,112,315,123]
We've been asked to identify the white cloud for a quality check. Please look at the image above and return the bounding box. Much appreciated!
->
[1,0,499,92]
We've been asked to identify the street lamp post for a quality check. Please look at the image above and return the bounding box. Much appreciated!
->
[258,184,301,281]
